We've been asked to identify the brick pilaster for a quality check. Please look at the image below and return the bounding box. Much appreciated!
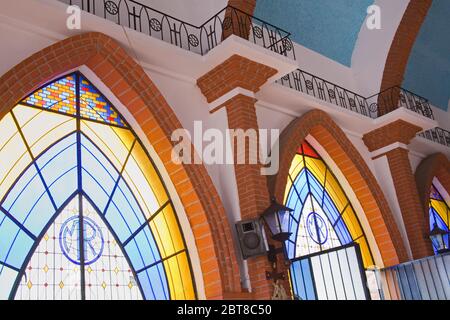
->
[223,0,257,40]
[197,55,278,299]
[363,120,430,259]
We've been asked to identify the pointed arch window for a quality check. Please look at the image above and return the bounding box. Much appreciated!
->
[0,72,196,300]
[284,141,374,267]
[429,183,450,254]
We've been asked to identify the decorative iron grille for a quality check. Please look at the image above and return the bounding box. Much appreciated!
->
[60,0,295,59]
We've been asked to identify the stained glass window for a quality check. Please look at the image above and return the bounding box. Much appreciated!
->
[429,182,450,254]
[0,72,195,300]
[284,141,374,267]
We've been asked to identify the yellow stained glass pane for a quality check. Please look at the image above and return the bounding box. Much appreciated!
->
[355,237,374,268]
[163,252,195,300]
[14,106,76,156]
[430,199,449,224]
[324,173,348,213]
[0,133,31,199]
[283,176,292,203]
[81,120,134,171]
[341,205,363,239]
[288,154,304,179]
[0,113,19,151]
[150,205,184,258]
[123,143,168,218]
[12,104,41,126]
[305,157,327,185]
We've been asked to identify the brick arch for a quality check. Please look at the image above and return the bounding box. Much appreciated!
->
[379,0,432,108]
[0,32,241,299]
[269,110,408,266]
[415,153,450,256]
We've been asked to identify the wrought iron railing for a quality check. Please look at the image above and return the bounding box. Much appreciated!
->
[278,69,376,118]
[418,127,450,147]
[365,86,434,120]
[279,71,434,120]
[60,0,295,59]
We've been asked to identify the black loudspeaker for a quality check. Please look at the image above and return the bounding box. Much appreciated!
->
[235,219,267,259]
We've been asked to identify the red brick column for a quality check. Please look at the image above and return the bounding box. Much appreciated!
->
[223,0,257,40]
[363,120,430,259]
[198,55,278,299]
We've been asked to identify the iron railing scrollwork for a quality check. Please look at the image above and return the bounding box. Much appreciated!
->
[365,86,434,120]
[279,71,435,121]
[418,127,450,147]
[278,69,375,118]
[60,0,295,59]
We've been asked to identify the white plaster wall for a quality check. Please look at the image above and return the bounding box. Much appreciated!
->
[352,0,410,95]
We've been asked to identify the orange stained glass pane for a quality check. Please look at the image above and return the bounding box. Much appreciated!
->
[150,205,185,258]
[81,120,134,171]
[305,157,327,185]
[340,205,363,240]
[22,75,76,116]
[80,77,127,128]
[13,106,76,156]
[163,252,195,300]
[430,199,449,223]
[323,173,348,213]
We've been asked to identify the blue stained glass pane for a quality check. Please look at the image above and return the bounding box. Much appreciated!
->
[2,165,42,217]
[286,240,295,259]
[36,133,76,168]
[82,170,110,213]
[137,263,169,300]
[111,179,146,232]
[3,165,56,234]
[125,226,161,272]
[333,217,352,244]
[37,135,77,207]
[81,136,118,194]
[5,231,33,269]
[22,192,55,236]
[105,202,133,242]
[290,259,315,300]
[47,168,77,207]
[0,215,33,268]
[429,208,449,231]
[322,192,341,225]
[294,170,309,204]
[307,171,324,202]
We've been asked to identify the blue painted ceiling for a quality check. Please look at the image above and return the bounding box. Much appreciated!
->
[402,0,450,111]
[254,0,373,67]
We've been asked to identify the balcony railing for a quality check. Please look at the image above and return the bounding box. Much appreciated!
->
[279,70,434,120]
[60,0,295,59]
[418,127,450,147]
[365,86,434,120]
[278,69,376,118]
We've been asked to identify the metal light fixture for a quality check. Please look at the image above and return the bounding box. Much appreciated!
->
[261,197,293,282]
[430,223,449,254]
[261,197,293,242]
